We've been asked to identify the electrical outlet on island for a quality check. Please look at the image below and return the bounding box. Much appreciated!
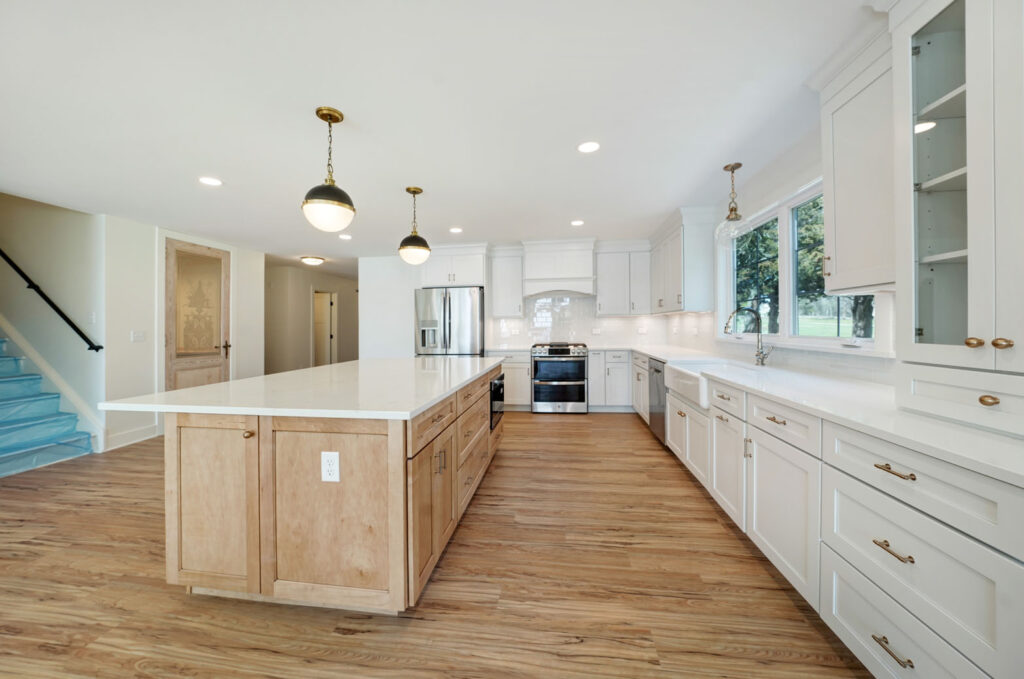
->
[591,328,601,335]
[321,451,340,482]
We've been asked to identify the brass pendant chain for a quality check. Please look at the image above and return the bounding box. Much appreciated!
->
[411,193,419,235]
[728,171,738,212]
[325,121,335,185]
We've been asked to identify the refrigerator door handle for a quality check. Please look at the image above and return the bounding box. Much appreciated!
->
[444,289,452,351]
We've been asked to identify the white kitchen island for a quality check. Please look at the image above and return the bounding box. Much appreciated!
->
[100,356,504,614]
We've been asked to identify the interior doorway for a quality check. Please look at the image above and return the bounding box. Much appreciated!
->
[313,291,338,366]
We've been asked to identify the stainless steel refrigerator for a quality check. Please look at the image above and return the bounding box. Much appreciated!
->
[414,286,485,356]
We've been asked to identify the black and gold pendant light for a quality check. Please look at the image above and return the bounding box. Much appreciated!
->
[723,162,743,222]
[301,106,356,232]
[398,187,430,265]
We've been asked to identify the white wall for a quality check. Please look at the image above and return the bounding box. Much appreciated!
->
[358,256,420,358]
[265,263,358,374]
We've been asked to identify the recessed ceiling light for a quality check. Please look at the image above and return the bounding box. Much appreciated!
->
[449,227,463,234]
[300,256,325,266]
[338,234,352,240]
[570,220,584,226]
[577,141,600,153]
[914,121,937,134]
[198,176,223,186]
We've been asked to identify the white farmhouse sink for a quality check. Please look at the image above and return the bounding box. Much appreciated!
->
[665,362,729,408]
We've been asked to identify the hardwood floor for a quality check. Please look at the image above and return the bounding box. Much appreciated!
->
[0,412,869,678]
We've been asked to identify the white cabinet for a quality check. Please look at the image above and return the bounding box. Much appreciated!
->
[522,239,595,296]
[605,363,631,407]
[649,208,714,313]
[504,363,530,406]
[820,34,895,292]
[490,255,523,317]
[746,426,821,609]
[710,407,746,531]
[628,251,651,315]
[421,249,486,287]
[631,355,649,423]
[588,351,606,406]
[666,394,710,488]
[595,252,630,316]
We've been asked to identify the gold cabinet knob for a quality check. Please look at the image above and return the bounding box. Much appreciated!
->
[991,338,1015,350]
[242,430,255,439]
[978,395,1001,407]
[676,410,686,417]
[964,337,985,348]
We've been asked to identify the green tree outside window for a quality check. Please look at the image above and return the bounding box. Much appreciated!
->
[733,218,780,333]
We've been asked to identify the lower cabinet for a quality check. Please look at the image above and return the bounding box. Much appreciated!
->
[606,362,631,406]
[408,424,456,603]
[632,360,649,422]
[666,393,710,487]
[709,407,746,531]
[746,426,821,610]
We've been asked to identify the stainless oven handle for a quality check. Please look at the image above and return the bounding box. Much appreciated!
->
[532,380,586,385]
[533,357,586,362]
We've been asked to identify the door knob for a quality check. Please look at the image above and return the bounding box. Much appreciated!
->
[964,337,985,348]
[991,338,1015,349]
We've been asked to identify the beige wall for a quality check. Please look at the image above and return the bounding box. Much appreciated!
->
[265,263,358,374]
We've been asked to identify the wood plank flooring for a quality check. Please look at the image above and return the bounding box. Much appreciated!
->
[0,411,869,678]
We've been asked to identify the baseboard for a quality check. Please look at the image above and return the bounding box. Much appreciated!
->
[103,424,161,452]
[585,406,636,413]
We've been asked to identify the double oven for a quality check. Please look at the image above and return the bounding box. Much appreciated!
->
[531,342,588,413]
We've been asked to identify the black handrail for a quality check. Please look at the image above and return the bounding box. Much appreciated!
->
[0,246,103,352]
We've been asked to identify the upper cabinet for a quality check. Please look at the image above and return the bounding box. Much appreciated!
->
[628,251,651,315]
[820,34,896,293]
[521,239,594,296]
[421,246,487,288]
[649,208,715,313]
[595,243,650,316]
[490,250,524,318]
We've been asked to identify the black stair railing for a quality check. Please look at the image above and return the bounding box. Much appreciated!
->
[0,246,103,352]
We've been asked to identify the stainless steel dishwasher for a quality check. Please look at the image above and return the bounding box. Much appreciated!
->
[648,359,666,444]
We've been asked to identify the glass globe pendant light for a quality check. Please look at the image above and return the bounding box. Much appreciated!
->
[301,107,356,232]
[398,187,431,265]
[723,162,743,222]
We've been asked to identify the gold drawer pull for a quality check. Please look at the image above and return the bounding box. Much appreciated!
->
[874,463,916,481]
[991,337,1015,349]
[716,414,728,423]
[766,415,787,426]
[242,430,255,439]
[822,255,831,277]
[676,410,686,418]
[716,393,732,401]
[431,412,447,423]
[871,634,914,669]
[964,337,985,348]
[979,395,1000,407]
[873,539,915,564]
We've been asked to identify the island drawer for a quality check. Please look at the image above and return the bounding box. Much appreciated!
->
[458,431,489,516]
[822,465,1024,677]
[708,379,744,419]
[748,394,820,457]
[456,395,489,467]
[823,421,1024,562]
[411,395,457,454]
[457,367,499,415]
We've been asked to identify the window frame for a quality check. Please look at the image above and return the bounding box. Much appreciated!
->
[715,178,894,357]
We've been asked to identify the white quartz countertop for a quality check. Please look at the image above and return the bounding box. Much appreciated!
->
[99,357,504,420]
[690,363,1024,488]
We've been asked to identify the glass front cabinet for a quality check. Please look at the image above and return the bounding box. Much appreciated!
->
[893,0,1024,433]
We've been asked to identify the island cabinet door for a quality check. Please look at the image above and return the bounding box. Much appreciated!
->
[407,424,457,605]
[165,412,261,593]
[259,417,407,613]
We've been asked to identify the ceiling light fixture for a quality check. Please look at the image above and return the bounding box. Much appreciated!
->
[723,162,743,222]
[577,141,600,153]
[914,120,937,134]
[338,233,352,240]
[300,256,325,266]
[398,187,430,266]
[449,226,463,234]
[570,220,584,227]
[198,176,223,186]
[301,106,356,232]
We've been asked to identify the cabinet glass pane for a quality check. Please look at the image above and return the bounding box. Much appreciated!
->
[912,0,968,345]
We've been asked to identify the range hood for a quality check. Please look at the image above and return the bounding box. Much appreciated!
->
[521,238,595,296]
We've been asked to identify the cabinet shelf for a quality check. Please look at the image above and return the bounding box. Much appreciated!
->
[917,166,966,192]
[918,83,966,120]
[919,248,967,265]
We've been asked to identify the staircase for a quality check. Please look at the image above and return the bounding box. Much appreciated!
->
[0,337,92,478]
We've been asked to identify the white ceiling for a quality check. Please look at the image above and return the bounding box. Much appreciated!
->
[0,1,881,278]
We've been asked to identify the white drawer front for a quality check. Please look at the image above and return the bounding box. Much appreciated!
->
[897,363,1024,437]
[820,545,988,679]
[708,379,744,419]
[822,466,1024,677]
[606,350,629,363]
[491,350,529,364]
[824,421,1024,562]
[748,394,821,457]
[632,354,649,370]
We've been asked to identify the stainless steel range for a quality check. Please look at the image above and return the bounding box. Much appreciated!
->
[531,342,588,413]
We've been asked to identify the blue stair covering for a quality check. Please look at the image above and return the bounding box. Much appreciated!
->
[0,336,92,478]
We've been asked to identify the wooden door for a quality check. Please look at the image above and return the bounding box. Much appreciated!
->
[710,409,746,530]
[746,427,821,609]
[433,425,457,548]
[165,413,260,593]
[166,238,230,390]
[408,441,438,603]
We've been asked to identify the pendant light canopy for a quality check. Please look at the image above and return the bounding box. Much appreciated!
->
[398,187,430,265]
[302,106,356,232]
[723,162,743,222]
